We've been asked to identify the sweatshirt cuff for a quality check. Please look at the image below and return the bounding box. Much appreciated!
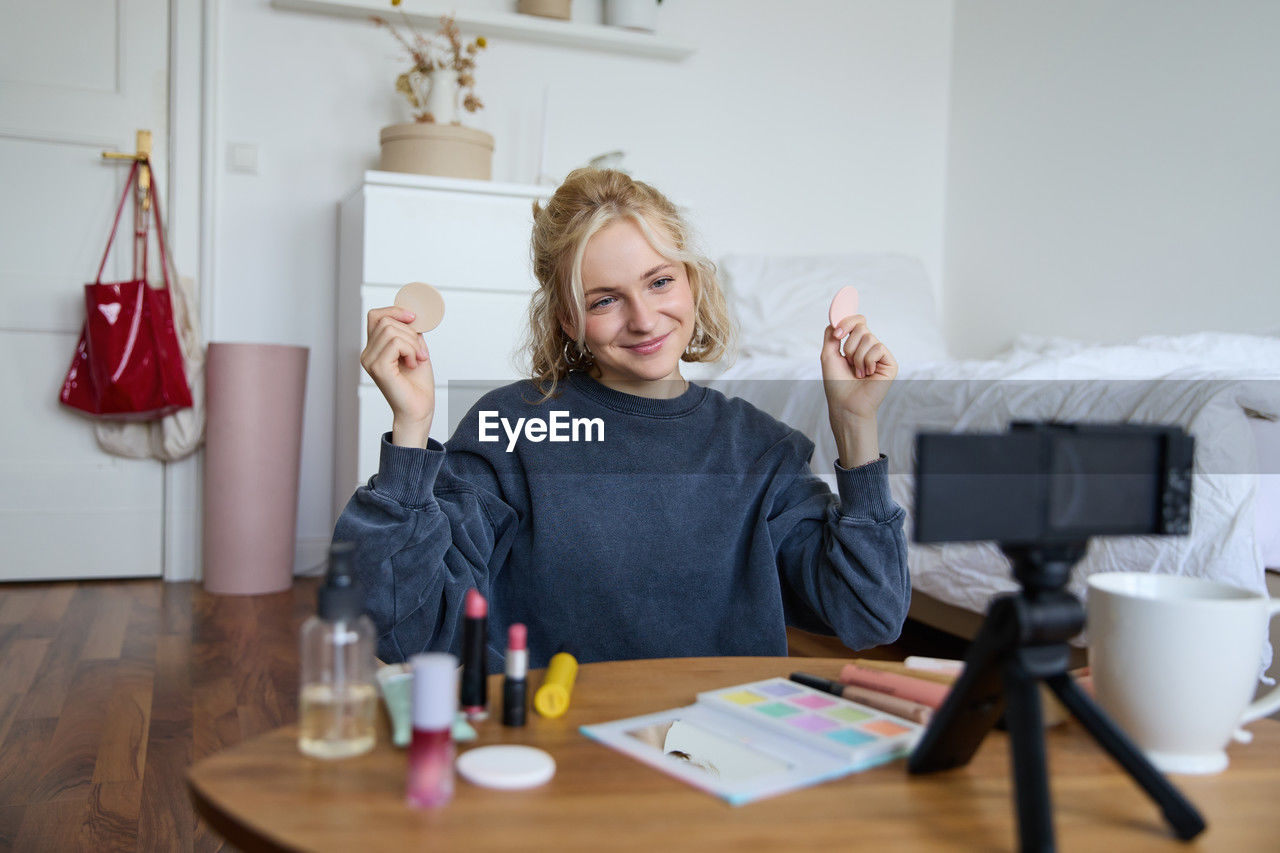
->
[833,454,896,521]
[370,432,445,508]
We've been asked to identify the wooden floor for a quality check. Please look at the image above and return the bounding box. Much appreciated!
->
[0,578,318,851]
[0,577,966,851]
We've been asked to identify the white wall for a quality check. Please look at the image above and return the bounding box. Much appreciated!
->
[210,0,955,568]
[944,0,1280,357]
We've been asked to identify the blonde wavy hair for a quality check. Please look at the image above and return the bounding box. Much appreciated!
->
[524,168,734,398]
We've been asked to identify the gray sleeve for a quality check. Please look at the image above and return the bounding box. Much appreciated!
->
[332,433,518,663]
[769,454,911,650]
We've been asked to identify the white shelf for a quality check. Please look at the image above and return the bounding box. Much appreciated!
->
[271,0,695,61]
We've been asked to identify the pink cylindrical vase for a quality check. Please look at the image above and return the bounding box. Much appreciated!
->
[202,342,309,595]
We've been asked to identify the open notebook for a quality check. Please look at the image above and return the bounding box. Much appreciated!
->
[581,677,922,805]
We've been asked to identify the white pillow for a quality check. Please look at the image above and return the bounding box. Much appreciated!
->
[718,253,947,367]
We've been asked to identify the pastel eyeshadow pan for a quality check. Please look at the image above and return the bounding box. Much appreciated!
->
[721,690,766,705]
[755,682,803,698]
[826,728,876,747]
[790,694,838,710]
[788,714,840,733]
[823,706,872,723]
[754,702,802,718]
[860,719,912,737]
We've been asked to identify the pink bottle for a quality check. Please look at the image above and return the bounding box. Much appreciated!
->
[407,652,458,808]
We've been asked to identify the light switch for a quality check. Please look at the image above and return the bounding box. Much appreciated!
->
[227,143,258,174]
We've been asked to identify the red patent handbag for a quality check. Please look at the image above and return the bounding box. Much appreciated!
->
[59,159,193,420]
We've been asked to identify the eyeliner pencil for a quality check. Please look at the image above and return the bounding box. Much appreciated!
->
[790,672,933,725]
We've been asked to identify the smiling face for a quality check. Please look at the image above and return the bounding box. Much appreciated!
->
[565,217,697,394]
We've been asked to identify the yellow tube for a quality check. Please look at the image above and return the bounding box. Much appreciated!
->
[533,651,578,719]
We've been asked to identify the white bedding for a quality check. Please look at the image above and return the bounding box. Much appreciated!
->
[710,333,1280,632]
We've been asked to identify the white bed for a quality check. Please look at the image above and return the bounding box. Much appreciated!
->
[706,253,1280,655]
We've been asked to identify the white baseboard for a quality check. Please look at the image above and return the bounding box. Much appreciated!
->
[162,534,332,584]
[295,536,332,577]
[162,454,202,583]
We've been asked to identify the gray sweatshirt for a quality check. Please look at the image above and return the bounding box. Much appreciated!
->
[334,372,910,671]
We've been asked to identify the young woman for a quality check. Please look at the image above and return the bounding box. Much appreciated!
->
[336,168,909,669]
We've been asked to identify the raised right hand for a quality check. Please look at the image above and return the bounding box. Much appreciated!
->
[361,306,435,448]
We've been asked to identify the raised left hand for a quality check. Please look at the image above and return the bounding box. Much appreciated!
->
[820,315,898,423]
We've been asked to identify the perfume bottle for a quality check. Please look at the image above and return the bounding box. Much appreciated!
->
[298,542,377,759]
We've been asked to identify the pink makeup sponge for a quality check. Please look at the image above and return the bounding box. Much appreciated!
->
[828,286,860,330]
[394,282,446,333]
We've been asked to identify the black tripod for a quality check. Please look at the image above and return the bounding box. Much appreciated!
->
[907,543,1206,852]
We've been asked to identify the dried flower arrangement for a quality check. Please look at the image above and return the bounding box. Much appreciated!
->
[372,5,487,124]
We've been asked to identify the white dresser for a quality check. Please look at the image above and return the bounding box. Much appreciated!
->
[334,171,553,521]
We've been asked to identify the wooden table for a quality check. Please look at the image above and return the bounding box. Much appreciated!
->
[187,657,1280,851]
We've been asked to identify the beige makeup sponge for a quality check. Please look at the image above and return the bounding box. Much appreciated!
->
[394,282,446,333]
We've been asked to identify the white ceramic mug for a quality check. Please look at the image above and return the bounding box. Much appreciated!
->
[1086,572,1280,774]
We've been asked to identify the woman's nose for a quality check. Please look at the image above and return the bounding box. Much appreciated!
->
[626,299,657,332]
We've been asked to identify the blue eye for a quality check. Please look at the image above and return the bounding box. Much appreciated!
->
[589,296,616,311]
[651,277,673,289]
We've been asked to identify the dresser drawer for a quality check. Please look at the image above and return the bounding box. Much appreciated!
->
[363,185,538,288]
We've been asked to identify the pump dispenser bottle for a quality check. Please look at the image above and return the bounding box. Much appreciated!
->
[298,541,377,758]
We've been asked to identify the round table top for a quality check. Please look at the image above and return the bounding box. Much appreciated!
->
[186,656,1280,852]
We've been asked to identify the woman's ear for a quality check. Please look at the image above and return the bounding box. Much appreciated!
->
[558,313,578,341]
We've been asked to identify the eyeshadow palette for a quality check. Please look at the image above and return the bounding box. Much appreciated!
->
[581,676,923,806]
[697,678,920,764]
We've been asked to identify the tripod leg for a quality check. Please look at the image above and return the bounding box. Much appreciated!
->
[909,595,1017,773]
[1044,673,1205,841]
[1004,658,1055,853]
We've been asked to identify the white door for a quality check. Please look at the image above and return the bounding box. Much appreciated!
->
[0,0,171,580]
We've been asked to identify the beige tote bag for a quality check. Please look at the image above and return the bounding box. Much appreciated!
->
[93,269,206,461]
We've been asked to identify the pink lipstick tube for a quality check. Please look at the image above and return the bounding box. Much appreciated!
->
[407,652,457,808]
[502,623,528,727]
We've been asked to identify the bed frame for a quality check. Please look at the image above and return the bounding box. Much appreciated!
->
[908,589,985,640]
